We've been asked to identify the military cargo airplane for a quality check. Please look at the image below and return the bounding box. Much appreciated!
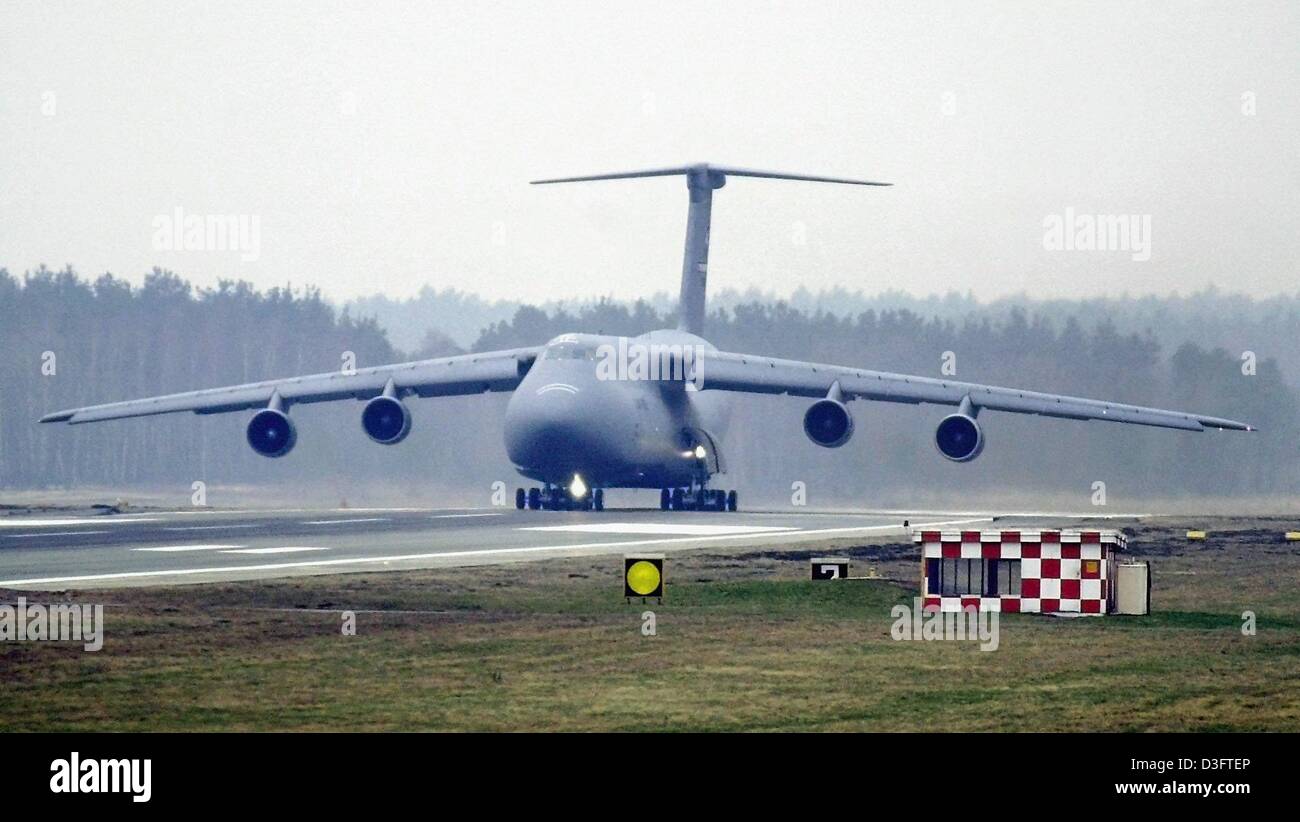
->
[40,164,1253,511]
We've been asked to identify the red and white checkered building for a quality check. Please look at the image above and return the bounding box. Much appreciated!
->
[914,529,1127,615]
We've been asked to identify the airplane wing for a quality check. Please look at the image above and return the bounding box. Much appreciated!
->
[697,349,1253,432]
[39,347,541,424]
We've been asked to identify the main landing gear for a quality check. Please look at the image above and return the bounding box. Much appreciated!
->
[516,485,604,511]
[659,486,737,512]
[512,482,735,512]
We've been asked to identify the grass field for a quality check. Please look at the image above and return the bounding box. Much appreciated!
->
[2,517,1298,731]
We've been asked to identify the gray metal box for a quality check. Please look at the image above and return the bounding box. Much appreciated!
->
[1115,562,1150,615]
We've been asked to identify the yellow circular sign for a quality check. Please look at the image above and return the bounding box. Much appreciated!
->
[626,560,661,596]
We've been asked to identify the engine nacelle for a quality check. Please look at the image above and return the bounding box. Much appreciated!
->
[935,413,984,462]
[246,408,297,458]
[803,398,854,448]
[362,395,412,445]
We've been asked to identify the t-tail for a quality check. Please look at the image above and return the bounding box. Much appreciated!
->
[530,163,890,336]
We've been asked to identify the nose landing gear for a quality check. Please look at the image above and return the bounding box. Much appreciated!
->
[517,484,604,511]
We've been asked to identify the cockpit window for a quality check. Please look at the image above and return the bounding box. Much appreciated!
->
[543,341,596,361]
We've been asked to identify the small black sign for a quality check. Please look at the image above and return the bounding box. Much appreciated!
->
[810,557,849,580]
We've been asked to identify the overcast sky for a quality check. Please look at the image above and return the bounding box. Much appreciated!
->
[1,1,1295,305]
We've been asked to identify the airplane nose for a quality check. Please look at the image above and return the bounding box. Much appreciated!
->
[504,385,628,478]
[513,419,592,466]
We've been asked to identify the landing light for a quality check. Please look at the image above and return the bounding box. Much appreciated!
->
[569,474,588,499]
[693,445,707,459]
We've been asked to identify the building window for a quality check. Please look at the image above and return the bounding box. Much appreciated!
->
[928,558,1021,597]
[942,558,962,595]
[992,560,1021,596]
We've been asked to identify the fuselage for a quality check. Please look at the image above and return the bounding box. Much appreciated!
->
[503,329,731,488]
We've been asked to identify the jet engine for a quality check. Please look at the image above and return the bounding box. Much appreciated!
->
[803,398,854,448]
[362,395,412,445]
[934,413,984,462]
[246,408,297,458]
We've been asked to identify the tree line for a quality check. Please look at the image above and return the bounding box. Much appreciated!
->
[2,266,1295,507]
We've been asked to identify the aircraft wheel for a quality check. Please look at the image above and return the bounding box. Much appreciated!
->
[659,489,670,510]
[713,489,726,511]
[694,489,706,510]
[671,488,684,511]
[515,488,526,510]
[726,490,738,512]
[527,488,541,510]
[594,489,604,511]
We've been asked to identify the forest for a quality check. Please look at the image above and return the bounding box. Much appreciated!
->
[2,265,1295,509]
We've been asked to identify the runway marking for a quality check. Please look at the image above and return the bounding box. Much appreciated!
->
[0,518,990,588]
[300,518,389,525]
[0,517,161,528]
[321,508,435,513]
[347,507,480,513]
[5,530,113,538]
[220,546,332,555]
[168,507,453,515]
[849,508,1152,519]
[133,544,246,553]
[164,524,261,532]
[519,523,797,536]
[430,513,503,519]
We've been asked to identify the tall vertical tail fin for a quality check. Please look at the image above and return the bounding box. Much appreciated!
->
[531,163,890,336]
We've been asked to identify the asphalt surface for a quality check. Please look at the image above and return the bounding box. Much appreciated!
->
[0,506,995,590]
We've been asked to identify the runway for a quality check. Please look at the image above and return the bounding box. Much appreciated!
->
[0,506,994,590]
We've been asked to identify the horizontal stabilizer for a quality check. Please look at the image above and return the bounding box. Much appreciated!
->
[531,163,890,187]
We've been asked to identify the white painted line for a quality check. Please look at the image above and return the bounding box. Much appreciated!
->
[220,546,332,555]
[519,523,797,536]
[5,530,112,539]
[168,508,323,516]
[852,508,1151,519]
[334,508,455,513]
[168,507,449,515]
[0,518,990,587]
[134,544,246,553]
[300,518,389,525]
[163,524,261,532]
[430,513,503,519]
[0,517,161,528]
